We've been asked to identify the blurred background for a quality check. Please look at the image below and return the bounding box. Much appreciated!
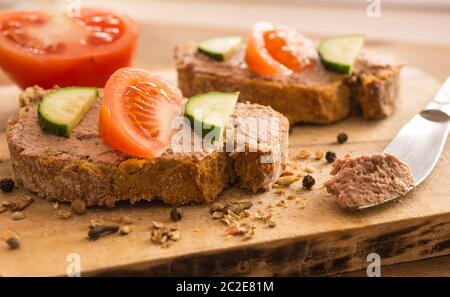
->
[0,0,449,84]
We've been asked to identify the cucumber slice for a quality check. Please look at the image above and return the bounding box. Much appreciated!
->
[318,35,365,74]
[198,36,242,61]
[185,91,239,141]
[38,87,99,137]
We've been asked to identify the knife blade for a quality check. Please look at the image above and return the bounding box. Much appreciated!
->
[356,77,450,209]
[384,77,450,186]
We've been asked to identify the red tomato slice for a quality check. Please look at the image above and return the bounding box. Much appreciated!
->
[99,67,184,158]
[0,8,138,89]
[245,22,312,76]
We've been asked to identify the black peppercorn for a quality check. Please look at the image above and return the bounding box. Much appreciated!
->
[170,207,183,221]
[6,236,20,250]
[337,132,348,144]
[0,178,14,193]
[302,175,315,190]
[326,151,337,163]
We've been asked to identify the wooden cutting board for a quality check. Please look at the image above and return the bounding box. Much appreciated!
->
[0,66,449,277]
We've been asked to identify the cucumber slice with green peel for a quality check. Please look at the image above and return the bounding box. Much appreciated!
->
[185,91,239,140]
[38,87,99,137]
[198,36,242,61]
[318,35,365,75]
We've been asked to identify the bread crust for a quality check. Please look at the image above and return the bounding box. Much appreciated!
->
[7,87,289,207]
[175,43,401,124]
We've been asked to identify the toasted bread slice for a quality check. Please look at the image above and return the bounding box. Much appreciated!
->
[175,42,402,124]
[7,86,289,207]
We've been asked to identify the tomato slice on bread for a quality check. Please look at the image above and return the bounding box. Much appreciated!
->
[99,67,183,158]
[245,22,312,76]
[0,8,138,89]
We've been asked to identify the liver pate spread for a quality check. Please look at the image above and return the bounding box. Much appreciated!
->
[324,153,415,210]
[177,43,400,87]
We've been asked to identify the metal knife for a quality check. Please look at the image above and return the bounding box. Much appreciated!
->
[358,77,450,209]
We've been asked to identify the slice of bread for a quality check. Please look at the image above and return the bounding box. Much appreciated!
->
[175,42,402,124]
[7,86,289,207]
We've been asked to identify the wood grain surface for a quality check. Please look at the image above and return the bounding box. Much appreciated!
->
[1,67,450,276]
[0,1,449,275]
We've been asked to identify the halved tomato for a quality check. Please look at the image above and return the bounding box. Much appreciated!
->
[245,22,312,76]
[0,7,138,89]
[99,67,183,158]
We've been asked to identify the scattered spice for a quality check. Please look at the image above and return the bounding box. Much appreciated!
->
[302,175,315,190]
[210,202,226,213]
[326,151,337,163]
[7,201,18,212]
[287,195,297,200]
[255,209,267,220]
[150,222,180,245]
[241,209,251,218]
[0,178,14,193]
[254,209,274,228]
[169,230,180,241]
[298,149,311,159]
[57,209,72,219]
[303,166,314,173]
[210,200,253,217]
[209,200,256,238]
[1,231,20,250]
[70,199,86,215]
[237,199,254,210]
[280,170,294,177]
[11,211,25,221]
[297,200,306,209]
[276,200,288,208]
[119,226,131,235]
[337,132,348,144]
[314,150,325,160]
[224,224,240,235]
[242,226,255,240]
[227,204,243,214]
[88,224,119,240]
[7,196,34,212]
[276,175,299,186]
[219,218,232,226]
[170,207,183,222]
[151,221,164,229]
[274,189,286,195]
[226,210,241,220]
[225,222,255,239]
[212,211,225,219]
